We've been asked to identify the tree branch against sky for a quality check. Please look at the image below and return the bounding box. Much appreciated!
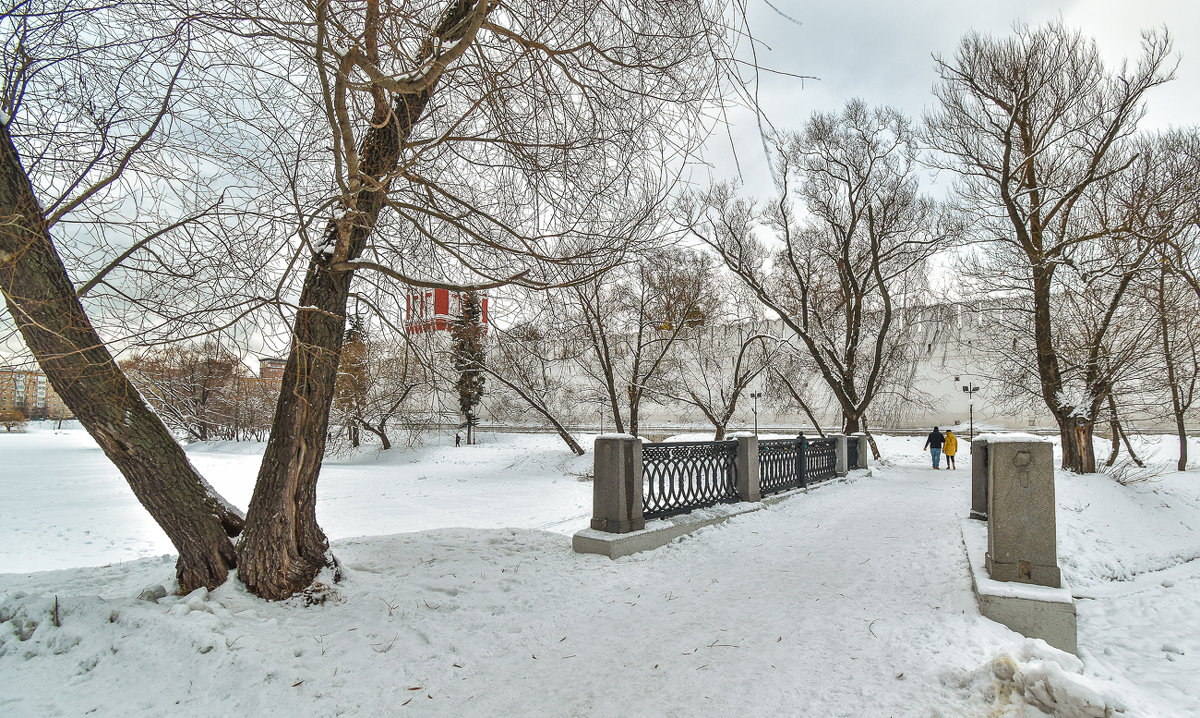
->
[685,100,954,443]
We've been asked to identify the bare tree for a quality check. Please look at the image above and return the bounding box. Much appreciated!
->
[1136,130,1200,470]
[332,321,424,451]
[125,340,247,441]
[0,406,26,431]
[5,0,749,598]
[684,101,952,450]
[661,278,780,440]
[926,22,1176,472]
[0,1,244,592]
[214,0,745,597]
[485,312,586,455]
[572,246,720,437]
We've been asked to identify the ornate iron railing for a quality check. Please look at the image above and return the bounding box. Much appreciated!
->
[847,435,859,470]
[806,437,838,484]
[759,438,802,496]
[642,440,739,520]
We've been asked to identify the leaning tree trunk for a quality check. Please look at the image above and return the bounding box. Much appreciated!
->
[236,86,436,599]
[359,421,392,451]
[0,124,243,593]
[1106,411,1121,467]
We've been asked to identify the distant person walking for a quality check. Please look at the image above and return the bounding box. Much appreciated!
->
[455,433,462,447]
[943,429,958,470]
[923,427,945,469]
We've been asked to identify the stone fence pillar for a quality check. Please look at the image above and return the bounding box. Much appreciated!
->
[970,437,989,520]
[590,435,645,534]
[834,434,849,476]
[985,436,1061,587]
[734,433,760,502]
[853,432,870,469]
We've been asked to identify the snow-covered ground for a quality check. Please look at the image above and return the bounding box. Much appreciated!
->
[0,425,1197,716]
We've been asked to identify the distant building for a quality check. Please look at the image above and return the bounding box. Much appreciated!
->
[258,358,287,381]
[405,288,489,335]
[0,367,72,420]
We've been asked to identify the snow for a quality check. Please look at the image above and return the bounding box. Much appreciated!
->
[1,426,1198,716]
[976,432,1051,445]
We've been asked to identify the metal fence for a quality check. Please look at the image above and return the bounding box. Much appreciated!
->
[642,440,739,520]
[759,438,803,496]
[806,437,838,484]
[647,435,847,513]
[847,436,859,472]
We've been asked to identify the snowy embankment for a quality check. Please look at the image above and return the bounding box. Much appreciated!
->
[0,426,1197,716]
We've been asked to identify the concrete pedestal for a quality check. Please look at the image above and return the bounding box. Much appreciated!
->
[735,434,761,502]
[962,519,1077,654]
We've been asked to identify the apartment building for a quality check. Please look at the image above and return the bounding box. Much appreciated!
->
[0,367,73,420]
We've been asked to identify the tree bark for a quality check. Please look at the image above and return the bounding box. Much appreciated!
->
[1058,414,1097,474]
[235,77,437,598]
[1174,411,1188,472]
[0,123,243,593]
[1105,408,1120,467]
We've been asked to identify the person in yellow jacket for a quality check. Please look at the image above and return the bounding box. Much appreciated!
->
[943,429,958,470]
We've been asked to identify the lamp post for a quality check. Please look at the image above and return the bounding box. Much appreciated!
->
[962,383,980,440]
[750,391,763,435]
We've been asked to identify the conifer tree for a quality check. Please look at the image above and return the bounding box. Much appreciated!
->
[451,292,486,445]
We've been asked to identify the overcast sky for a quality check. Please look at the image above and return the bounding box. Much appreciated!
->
[706,0,1200,197]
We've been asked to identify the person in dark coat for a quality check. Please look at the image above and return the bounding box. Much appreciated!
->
[922,427,945,469]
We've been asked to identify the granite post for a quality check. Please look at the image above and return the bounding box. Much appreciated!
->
[970,437,989,521]
[735,433,761,502]
[853,433,870,469]
[985,438,1061,587]
[589,435,645,533]
[834,434,849,477]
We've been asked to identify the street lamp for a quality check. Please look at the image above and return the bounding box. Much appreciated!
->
[750,391,763,435]
[962,383,980,440]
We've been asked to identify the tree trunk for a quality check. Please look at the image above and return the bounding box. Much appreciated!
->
[359,420,392,451]
[1058,414,1097,473]
[1174,413,1187,472]
[1158,271,1189,471]
[861,416,881,460]
[1116,418,1145,469]
[842,412,861,435]
[236,82,437,598]
[0,124,243,593]
[1105,411,1120,467]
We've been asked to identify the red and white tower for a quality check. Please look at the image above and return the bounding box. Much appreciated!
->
[405,288,489,334]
